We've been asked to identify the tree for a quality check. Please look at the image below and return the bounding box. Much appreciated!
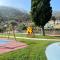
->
[51,16,56,25]
[31,0,52,36]
[0,16,4,33]
[56,17,60,24]
[10,21,17,40]
[6,21,17,40]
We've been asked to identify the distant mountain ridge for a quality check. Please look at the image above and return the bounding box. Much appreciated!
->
[0,6,28,17]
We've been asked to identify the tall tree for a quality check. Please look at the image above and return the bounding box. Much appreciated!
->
[31,0,52,36]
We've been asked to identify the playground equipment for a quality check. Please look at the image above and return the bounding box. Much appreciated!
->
[27,26,33,35]
[26,26,35,37]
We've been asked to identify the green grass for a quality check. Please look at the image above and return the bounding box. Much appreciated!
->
[0,33,60,60]
[0,38,59,60]
[0,33,60,39]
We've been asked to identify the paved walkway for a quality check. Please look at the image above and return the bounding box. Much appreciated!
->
[14,37,60,41]
[17,33,60,36]
[2,36,60,41]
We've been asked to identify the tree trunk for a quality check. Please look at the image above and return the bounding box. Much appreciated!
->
[7,31,10,39]
[12,27,16,40]
[41,26,45,36]
[54,21,55,26]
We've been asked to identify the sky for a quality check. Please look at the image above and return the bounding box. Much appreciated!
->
[0,0,31,12]
[51,0,60,11]
[0,0,60,12]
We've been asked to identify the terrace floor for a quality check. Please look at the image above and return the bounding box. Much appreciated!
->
[0,38,27,54]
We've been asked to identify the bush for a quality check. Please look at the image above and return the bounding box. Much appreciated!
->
[18,24,27,31]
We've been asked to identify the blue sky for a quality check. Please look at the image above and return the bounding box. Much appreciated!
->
[51,0,60,11]
[0,0,60,12]
[0,0,31,12]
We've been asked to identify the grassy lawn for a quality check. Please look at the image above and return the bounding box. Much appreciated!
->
[0,38,59,60]
[0,33,60,60]
[0,33,60,39]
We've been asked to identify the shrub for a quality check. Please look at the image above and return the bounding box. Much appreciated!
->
[18,24,27,31]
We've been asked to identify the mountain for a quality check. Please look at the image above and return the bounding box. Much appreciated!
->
[0,6,30,25]
[0,6,28,17]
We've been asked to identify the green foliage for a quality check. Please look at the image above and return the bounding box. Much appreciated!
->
[18,24,27,31]
[0,6,30,32]
[31,0,52,35]
[0,16,6,32]
[0,26,6,32]
[31,0,52,26]
[10,21,17,27]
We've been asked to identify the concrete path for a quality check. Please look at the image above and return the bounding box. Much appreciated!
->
[16,33,60,36]
[2,36,60,41]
